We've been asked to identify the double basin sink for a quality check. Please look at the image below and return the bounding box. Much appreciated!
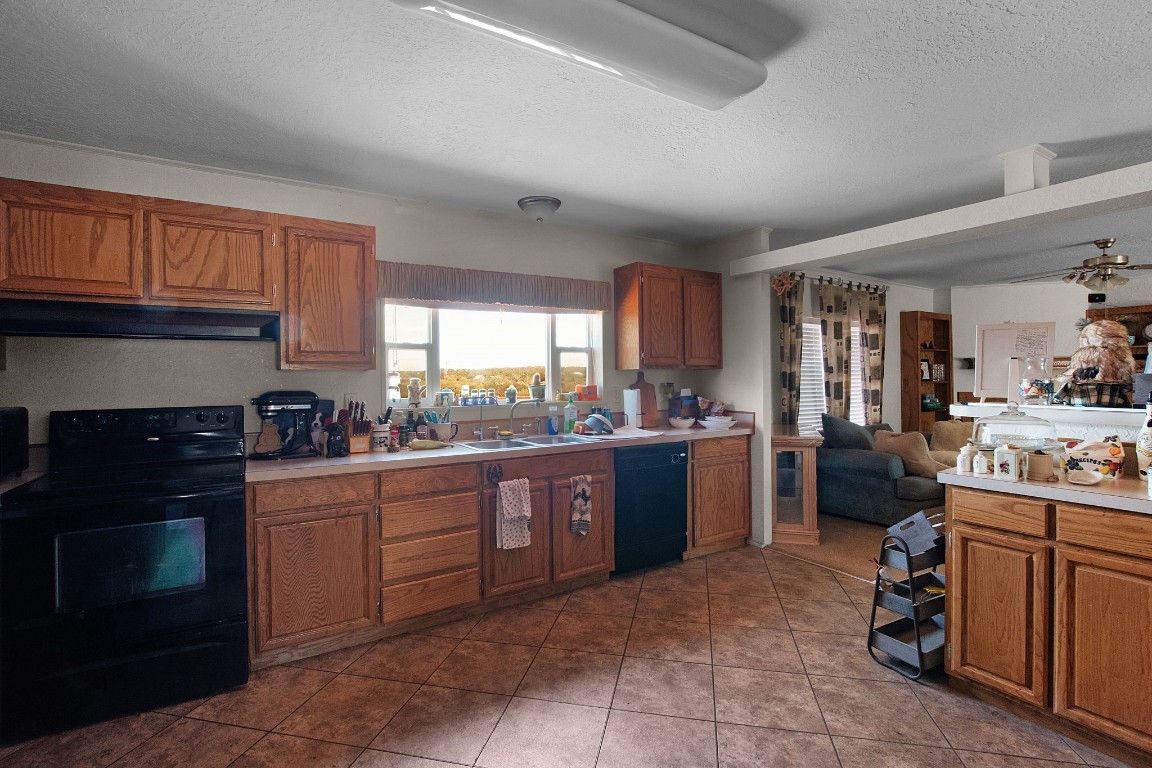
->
[458,434,594,451]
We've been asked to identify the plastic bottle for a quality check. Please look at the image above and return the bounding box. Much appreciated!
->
[1137,396,1152,482]
[563,394,578,433]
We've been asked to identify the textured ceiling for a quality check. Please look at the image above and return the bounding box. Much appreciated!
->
[1,0,1151,286]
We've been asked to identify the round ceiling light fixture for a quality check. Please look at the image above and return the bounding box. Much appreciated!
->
[517,196,561,222]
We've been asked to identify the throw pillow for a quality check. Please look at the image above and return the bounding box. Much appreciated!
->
[874,430,951,478]
[820,413,873,450]
[930,419,972,452]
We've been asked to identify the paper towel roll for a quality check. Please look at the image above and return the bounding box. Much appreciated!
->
[622,389,640,427]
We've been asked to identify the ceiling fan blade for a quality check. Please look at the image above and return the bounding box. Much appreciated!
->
[1010,271,1073,283]
[1122,263,1152,270]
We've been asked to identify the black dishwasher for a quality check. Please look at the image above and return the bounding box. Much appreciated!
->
[614,441,688,573]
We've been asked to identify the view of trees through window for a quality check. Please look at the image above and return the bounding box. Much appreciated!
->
[384,304,594,402]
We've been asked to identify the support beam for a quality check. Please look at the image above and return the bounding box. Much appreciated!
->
[730,160,1152,277]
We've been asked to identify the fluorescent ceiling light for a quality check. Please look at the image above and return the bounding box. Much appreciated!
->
[391,0,768,109]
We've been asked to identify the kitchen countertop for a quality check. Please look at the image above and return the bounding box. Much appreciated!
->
[938,467,1152,515]
[0,445,47,498]
[246,426,752,483]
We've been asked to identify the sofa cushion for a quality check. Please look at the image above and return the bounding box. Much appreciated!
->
[895,475,947,501]
[874,430,950,478]
[930,419,972,452]
[821,414,873,450]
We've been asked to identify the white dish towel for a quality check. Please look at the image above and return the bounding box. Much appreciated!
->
[496,478,532,549]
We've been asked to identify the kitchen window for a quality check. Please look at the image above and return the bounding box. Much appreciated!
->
[796,318,866,434]
[383,303,599,402]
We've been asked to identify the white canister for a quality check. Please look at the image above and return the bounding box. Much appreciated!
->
[972,452,991,475]
[371,424,390,452]
[994,444,1025,481]
[957,442,977,473]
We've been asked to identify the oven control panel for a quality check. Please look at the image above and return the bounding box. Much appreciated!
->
[53,406,243,437]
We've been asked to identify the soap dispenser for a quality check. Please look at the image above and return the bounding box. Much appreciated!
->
[563,394,578,434]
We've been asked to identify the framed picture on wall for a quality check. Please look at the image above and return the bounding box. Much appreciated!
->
[920,360,931,380]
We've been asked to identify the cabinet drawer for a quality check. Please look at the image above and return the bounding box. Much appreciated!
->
[692,435,747,461]
[381,530,478,584]
[486,449,610,484]
[949,487,1048,537]
[1056,503,1152,560]
[252,473,376,515]
[380,491,477,542]
[382,568,480,623]
[379,463,478,500]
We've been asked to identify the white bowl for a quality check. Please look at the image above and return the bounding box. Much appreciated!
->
[698,417,735,430]
[667,417,696,430]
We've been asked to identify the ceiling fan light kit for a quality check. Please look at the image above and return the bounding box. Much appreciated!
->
[389,0,767,109]
[1014,237,1152,289]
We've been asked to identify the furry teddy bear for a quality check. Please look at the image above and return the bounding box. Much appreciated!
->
[1063,319,1137,383]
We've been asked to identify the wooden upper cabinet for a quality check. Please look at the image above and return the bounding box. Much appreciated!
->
[639,265,684,368]
[147,201,279,308]
[0,179,144,299]
[281,216,377,370]
[683,271,722,367]
[614,262,722,370]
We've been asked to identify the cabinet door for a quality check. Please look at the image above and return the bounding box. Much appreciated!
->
[148,205,278,307]
[551,471,613,582]
[0,181,143,298]
[639,265,683,368]
[682,272,722,368]
[253,504,376,654]
[946,523,1049,707]
[692,455,750,547]
[281,218,376,370]
[481,481,551,596]
[1054,546,1152,752]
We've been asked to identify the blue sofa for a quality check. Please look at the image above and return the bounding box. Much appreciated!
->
[814,416,946,527]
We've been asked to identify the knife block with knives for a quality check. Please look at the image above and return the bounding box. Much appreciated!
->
[341,400,372,453]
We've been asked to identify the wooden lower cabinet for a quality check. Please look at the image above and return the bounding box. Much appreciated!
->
[1054,545,1152,752]
[480,450,614,597]
[378,464,480,622]
[947,522,1049,708]
[252,503,377,654]
[691,436,750,550]
[946,486,1152,759]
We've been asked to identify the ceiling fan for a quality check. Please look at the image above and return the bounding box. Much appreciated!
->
[1012,238,1152,289]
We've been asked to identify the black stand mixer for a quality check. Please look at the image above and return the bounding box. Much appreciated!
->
[250,391,321,459]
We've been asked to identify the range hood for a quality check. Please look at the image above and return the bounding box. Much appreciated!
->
[0,299,279,341]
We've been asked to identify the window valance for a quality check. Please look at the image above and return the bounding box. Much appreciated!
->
[377,261,611,312]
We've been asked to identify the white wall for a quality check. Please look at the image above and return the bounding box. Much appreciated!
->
[0,135,701,441]
[950,277,1152,398]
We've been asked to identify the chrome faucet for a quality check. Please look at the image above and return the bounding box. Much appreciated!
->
[509,397,545,434]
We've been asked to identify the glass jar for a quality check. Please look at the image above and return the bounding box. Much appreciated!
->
[1018,356,1053,405]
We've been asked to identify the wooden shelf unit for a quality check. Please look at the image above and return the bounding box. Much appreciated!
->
[900,311,953,433]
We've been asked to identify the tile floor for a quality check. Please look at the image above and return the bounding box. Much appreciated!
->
[0,546,1137,767]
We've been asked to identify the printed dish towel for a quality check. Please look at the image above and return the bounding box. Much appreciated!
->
[496,478,532,549]
[570,474,592,536]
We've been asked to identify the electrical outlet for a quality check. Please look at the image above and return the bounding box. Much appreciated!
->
[611,387,623,404]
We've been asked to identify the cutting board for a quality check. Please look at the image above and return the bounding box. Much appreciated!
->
[629,372,659,429]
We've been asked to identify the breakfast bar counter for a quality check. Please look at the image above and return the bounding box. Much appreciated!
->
[939,468,1152,764]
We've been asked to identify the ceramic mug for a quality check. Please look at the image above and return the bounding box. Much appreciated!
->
[429,422,459,443]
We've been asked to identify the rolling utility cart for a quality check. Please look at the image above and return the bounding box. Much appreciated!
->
[867,510,946,680]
